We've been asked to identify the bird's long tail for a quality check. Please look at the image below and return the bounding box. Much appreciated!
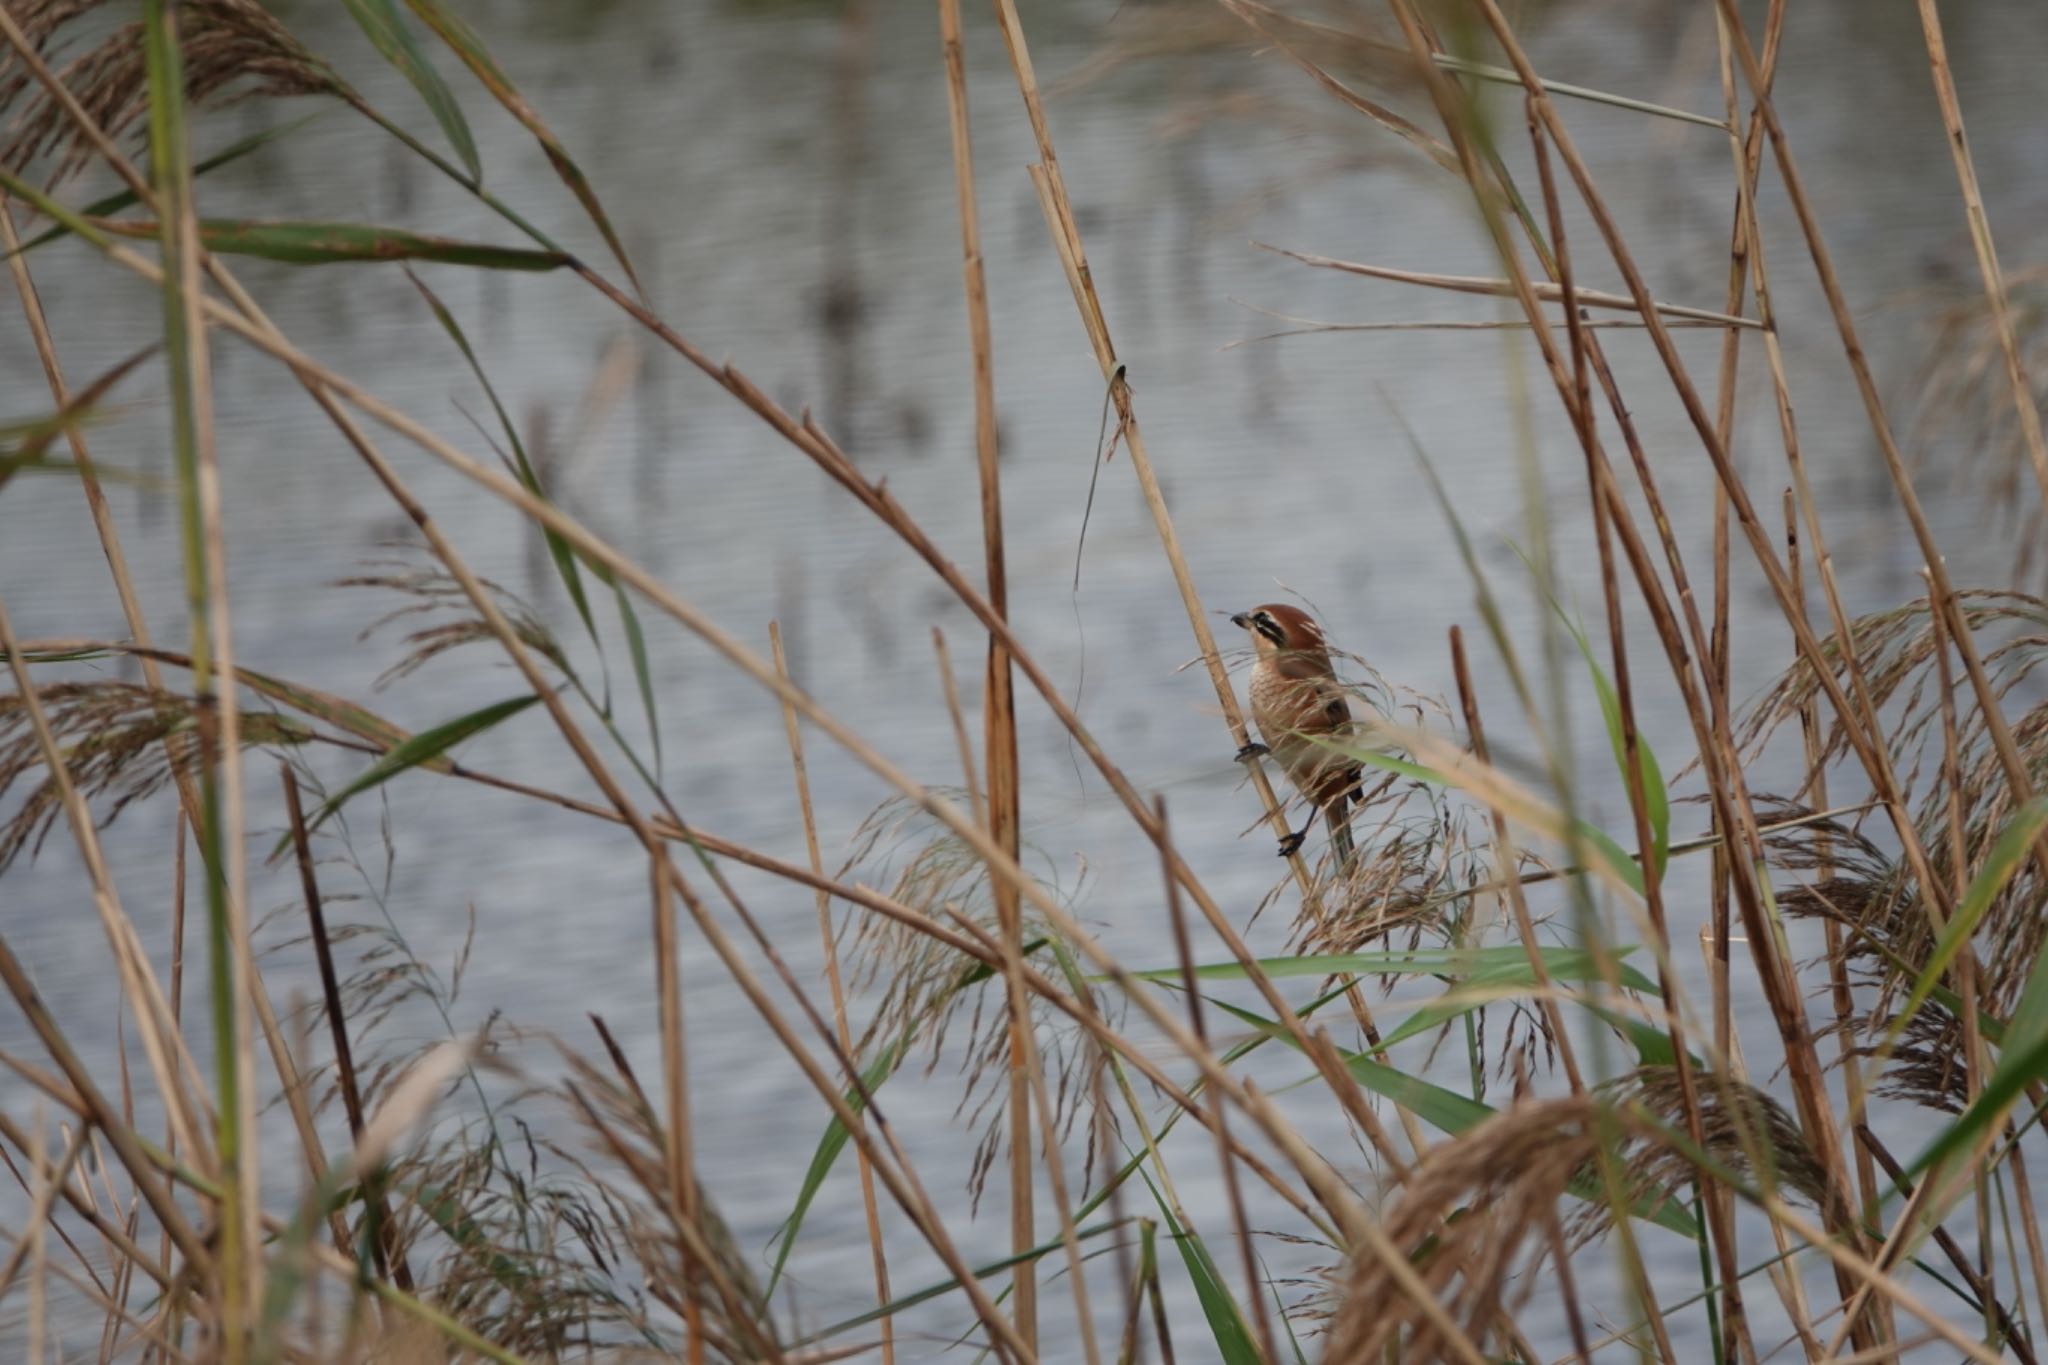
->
[1326,802,1356,869]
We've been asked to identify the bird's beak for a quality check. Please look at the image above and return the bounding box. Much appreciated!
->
[1229,612,1251,630]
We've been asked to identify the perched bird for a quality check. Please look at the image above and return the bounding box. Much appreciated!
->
[1231,603,1362,865]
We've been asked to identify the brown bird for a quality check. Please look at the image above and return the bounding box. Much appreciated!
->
[1231,603,1362,865]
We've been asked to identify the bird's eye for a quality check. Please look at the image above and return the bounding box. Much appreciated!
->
[1252,613,1286,644]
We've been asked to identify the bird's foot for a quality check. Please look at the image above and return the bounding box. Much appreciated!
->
[1276,829,1307,858]
[1235,742,1270,764]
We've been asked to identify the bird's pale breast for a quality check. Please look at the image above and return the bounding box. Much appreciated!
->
[1249,664,1346,788]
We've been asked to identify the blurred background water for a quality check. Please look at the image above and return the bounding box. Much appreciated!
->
[5,0,2048,1357]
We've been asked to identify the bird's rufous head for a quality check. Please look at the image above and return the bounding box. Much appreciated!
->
[1230,602,1328,660]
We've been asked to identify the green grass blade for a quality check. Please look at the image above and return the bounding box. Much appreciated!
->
[401,0,641,291]
[340,0,481,182]
[1137,1167,1262,1365]
[91,217,567,270]
[612,579,661,780]
[763,1032,911,1299]
[299,693,540,839]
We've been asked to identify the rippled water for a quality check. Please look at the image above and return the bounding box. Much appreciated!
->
[5,0,2047,1357]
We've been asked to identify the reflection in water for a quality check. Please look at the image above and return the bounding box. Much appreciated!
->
[4,0,2047,1353]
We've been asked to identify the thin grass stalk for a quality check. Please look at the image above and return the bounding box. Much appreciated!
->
[931,628,988,829]
[934,1,1033,1338]
[1156,796,1277,1365]
[25,1110,45,1365]
[1913,0,2048,533]
[771,621,893,1365]
[139,4,254,1346]
[1927,581,2000,1342]
[1013,981,1101,1365]
[1705,27,1774,1349]
[1785,493,1878,1223]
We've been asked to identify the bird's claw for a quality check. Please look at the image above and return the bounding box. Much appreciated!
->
[1235,742,1269,764]
[1276,830,1307,858]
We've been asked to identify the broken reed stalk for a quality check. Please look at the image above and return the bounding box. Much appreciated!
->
[771,621,893,1365]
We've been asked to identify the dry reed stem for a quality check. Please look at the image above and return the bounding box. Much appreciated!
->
[771,620,893,1365]
[932,1,1033,1340]
[931,629,987,830]
[1258,242,1762,328]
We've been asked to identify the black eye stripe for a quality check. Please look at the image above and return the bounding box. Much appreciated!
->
[1253,614,1286,644]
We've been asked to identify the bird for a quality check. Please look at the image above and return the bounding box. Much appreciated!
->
[1230,603,1362,865]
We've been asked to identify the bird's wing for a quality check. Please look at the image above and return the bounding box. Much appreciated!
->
[1317,675,1353,729]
